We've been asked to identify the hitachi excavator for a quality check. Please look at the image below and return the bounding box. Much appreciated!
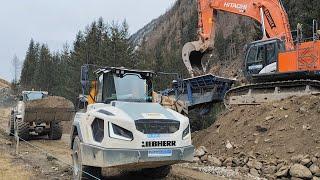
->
[183,0,320,107]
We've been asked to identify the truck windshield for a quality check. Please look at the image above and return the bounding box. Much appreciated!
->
[102,73,149,103]
[24,92,46,101]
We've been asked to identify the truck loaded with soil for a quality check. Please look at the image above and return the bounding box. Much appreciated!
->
[8,91,74,141]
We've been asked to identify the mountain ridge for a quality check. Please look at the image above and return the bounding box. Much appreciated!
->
[131,0,259,81]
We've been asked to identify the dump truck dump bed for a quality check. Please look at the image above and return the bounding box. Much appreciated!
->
[24,96,74,123]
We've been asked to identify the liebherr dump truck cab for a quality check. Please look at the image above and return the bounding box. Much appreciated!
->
[70,67,194,179]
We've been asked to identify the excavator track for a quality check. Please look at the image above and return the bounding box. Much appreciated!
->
[224,80,320,109]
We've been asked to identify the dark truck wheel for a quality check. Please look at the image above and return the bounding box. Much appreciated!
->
[142,165,172,178]
[16,118,30,141]
[48,121,62,140]
[72,136,102,180]
[7,113,14,136]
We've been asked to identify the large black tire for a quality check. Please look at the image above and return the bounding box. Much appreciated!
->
[48,121,62,140]
[141,165,172,178]
[16,118,30,141]
[7,113,14,136]
[72,136,102,180]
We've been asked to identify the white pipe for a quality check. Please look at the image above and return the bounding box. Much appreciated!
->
[260,8,267,39]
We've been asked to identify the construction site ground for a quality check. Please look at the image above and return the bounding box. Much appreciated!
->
[0,82,233,180]
[193,95,320,160]
[3,80,320,179]
[192,95,320,179]
[0,107,228,180]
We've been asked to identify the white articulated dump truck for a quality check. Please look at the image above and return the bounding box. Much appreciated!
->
[70,66,194,179]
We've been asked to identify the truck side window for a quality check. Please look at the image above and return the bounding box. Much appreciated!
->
[96,75,103,102]
[102,73,116,103]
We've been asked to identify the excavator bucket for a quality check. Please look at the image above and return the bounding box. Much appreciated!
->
[182,40,209,77]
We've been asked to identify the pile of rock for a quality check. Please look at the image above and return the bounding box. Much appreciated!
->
[0,88,15,106]
[193,146,320,179]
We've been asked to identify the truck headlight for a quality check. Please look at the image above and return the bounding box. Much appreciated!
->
[109,122,133,141]
[182,124,190,139]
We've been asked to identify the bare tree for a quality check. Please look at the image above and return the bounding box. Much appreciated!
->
[12,55,20,83]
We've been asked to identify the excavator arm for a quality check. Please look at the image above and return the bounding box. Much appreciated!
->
[183,0,294,76]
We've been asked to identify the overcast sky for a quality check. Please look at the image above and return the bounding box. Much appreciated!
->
[0,0,176,81]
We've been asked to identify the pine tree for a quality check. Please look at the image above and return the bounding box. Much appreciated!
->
[20,18,137,103]
[20,39,38,89]
[34,44,52,91]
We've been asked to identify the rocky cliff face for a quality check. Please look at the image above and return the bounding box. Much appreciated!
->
[130,19,159,50]
[0,78,10,88]
[0,79,14,107]
[131,0,197,52]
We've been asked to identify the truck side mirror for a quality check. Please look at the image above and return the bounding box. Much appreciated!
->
[19,96,23,101]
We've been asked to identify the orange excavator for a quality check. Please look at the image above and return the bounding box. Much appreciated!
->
[183,0,320,107]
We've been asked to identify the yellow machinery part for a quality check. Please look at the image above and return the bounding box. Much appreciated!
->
[88,81,97,105]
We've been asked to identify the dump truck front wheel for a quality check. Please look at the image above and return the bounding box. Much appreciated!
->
[48,121,62,140]
[16,118,30,141]
[72,136,102,180]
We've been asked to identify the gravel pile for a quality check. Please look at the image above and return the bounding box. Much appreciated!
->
[0,88,15,107]
[192,95,320,179]
[192,144,320,179]
[193,95,320,160]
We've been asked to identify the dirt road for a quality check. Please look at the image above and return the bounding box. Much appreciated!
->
[0,106,225,180]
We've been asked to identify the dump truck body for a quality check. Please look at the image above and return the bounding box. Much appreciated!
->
[70,66,194,179]
[71,101,193,169]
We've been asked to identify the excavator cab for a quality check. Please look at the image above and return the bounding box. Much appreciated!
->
[244,38,285,78]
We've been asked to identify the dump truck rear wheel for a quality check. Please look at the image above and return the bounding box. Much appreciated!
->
[72,136,102,180]
[7,114,14,136]
[48,121,62,140]
[142,165,172,178]
[16,118,30,141]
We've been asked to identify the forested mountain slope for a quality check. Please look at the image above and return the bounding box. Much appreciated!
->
[133,0,320,81]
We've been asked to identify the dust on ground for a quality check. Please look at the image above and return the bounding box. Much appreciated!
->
[0,144,35,180]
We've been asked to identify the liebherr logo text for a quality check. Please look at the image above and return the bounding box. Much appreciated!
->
[142,141,176,147]
[224,2,247,12]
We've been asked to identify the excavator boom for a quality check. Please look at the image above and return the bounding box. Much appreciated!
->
[183,0,294,76]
